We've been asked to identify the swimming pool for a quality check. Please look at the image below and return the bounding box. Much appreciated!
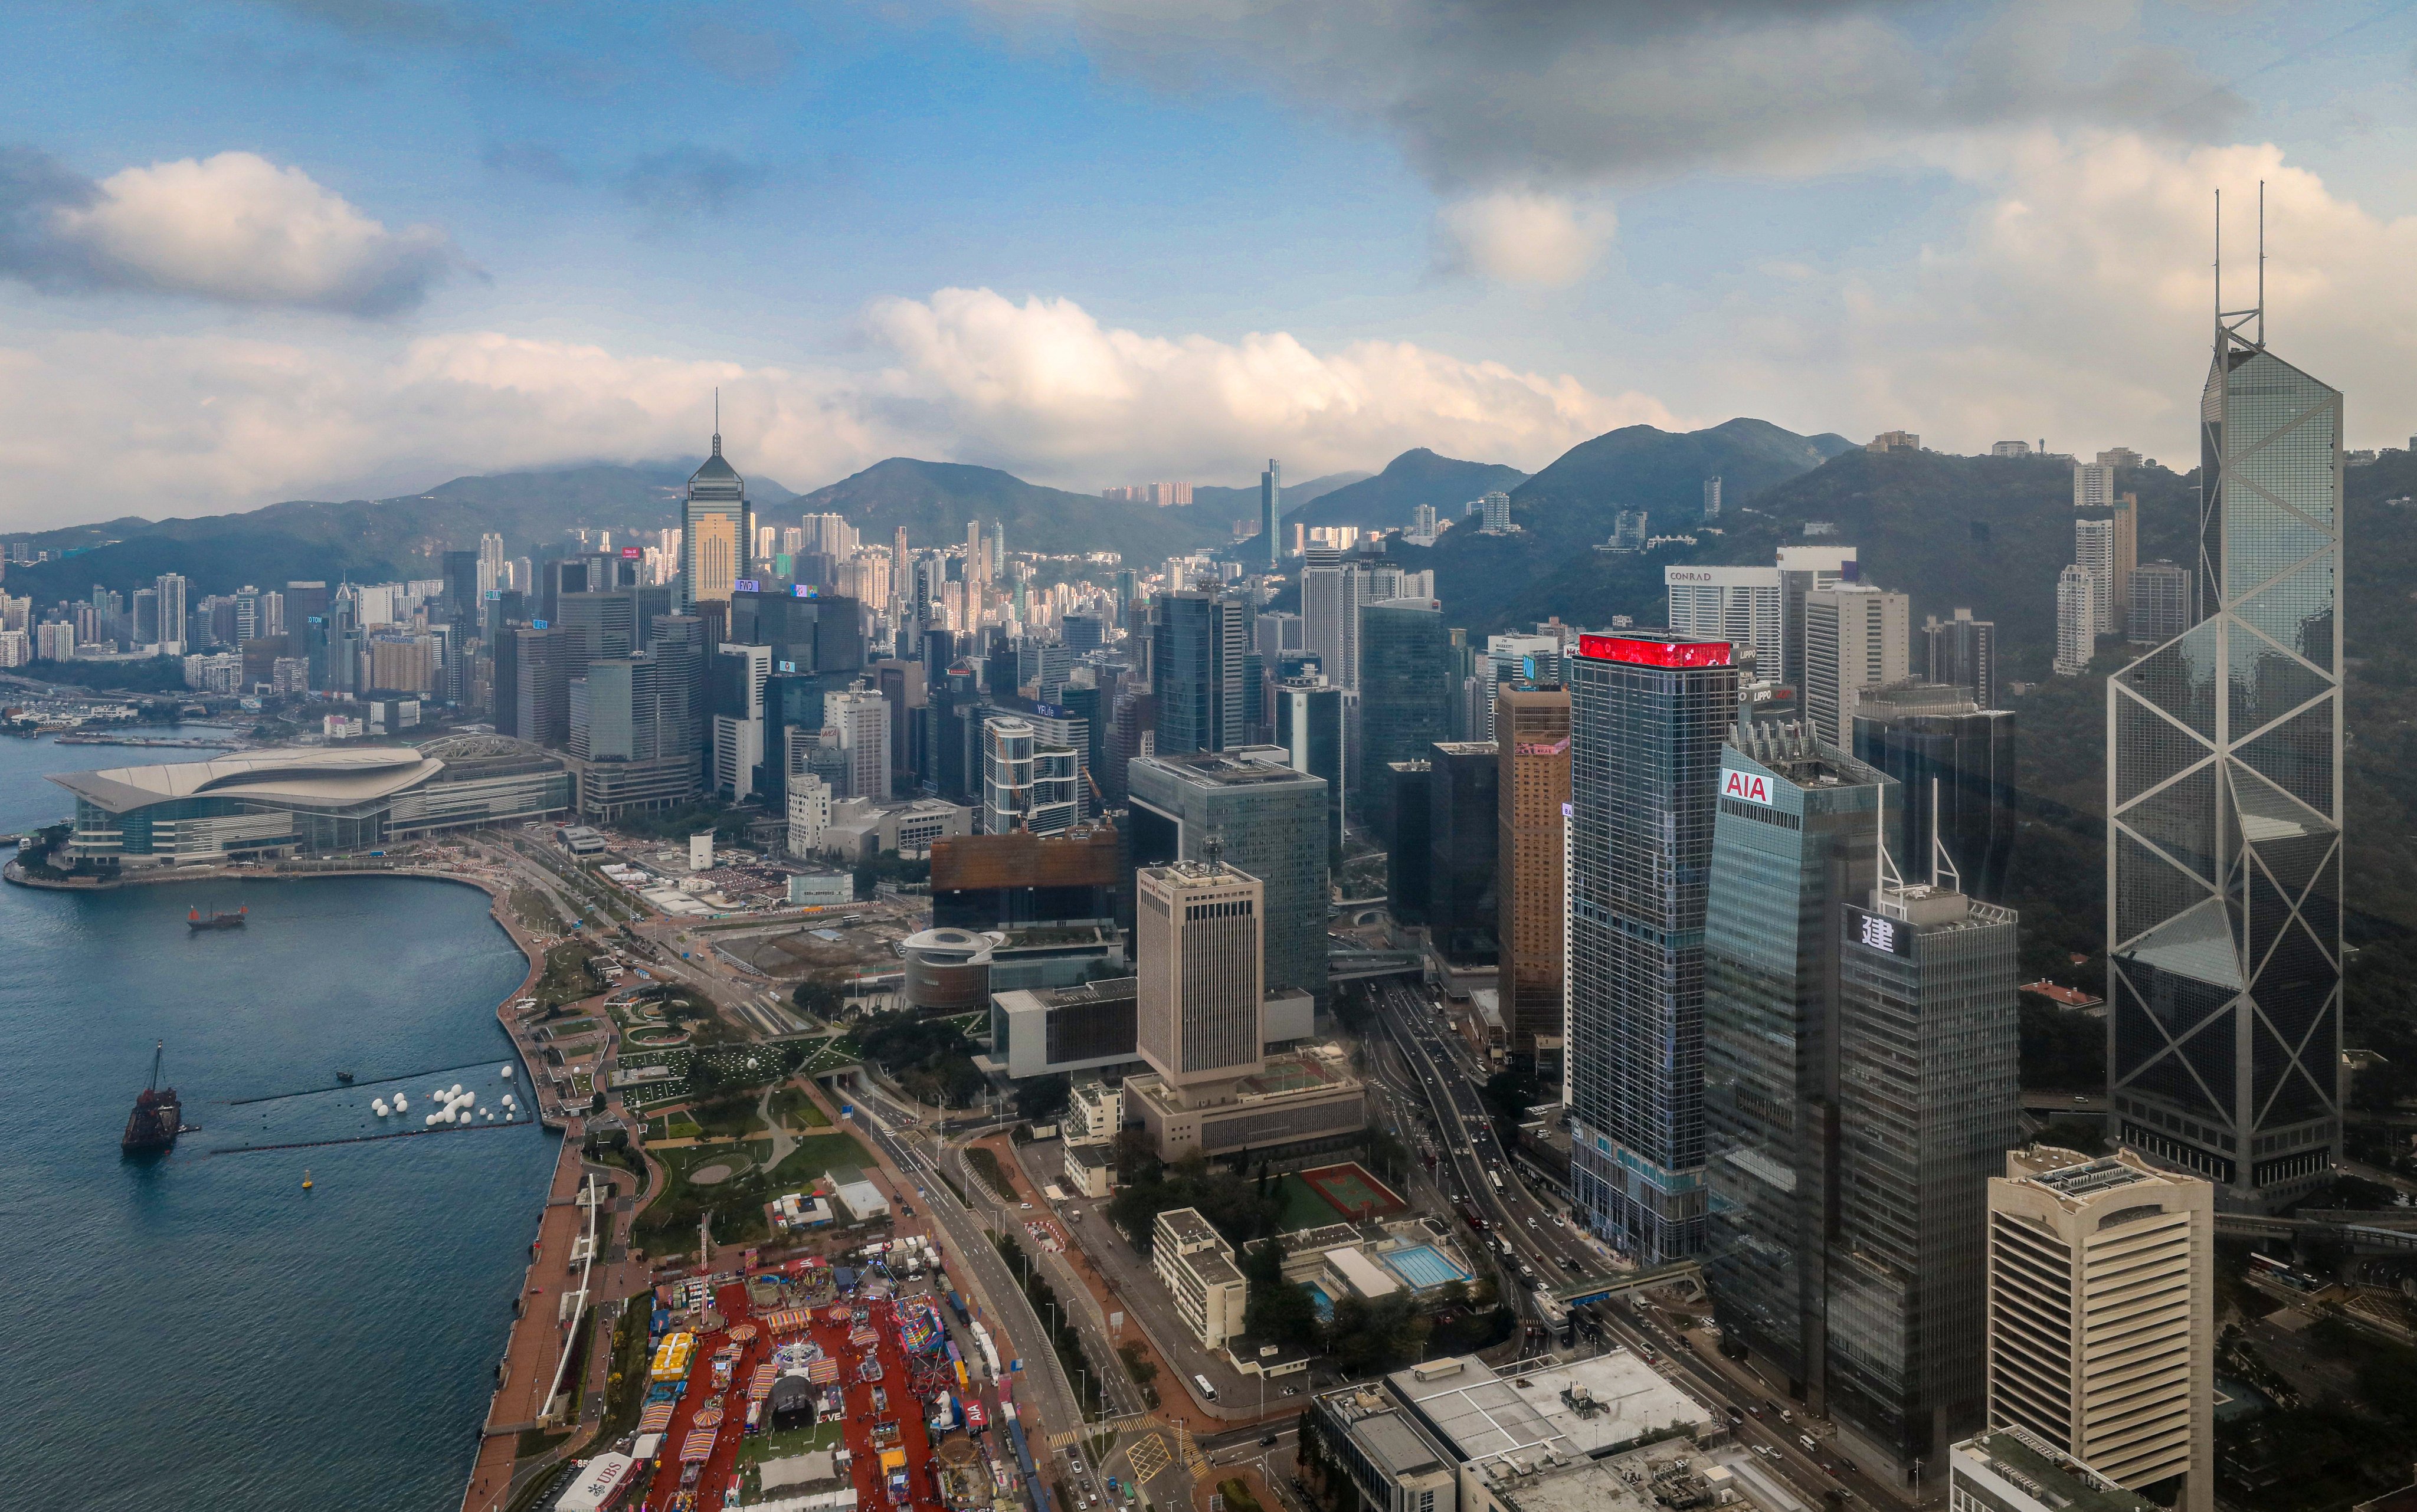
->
[1380,1244,1472,1290]
[1305,1283,1335,1320]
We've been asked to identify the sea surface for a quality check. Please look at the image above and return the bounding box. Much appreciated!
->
[0,731,558,1509]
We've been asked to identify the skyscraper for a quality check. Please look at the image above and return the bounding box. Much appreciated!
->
[1853,681,2018,904]
[1260,460,1282,569]
[1128,747,1329,1006]
[478,532,506,596]
[1274,675,1348,854]
[1566,631,1737,1264]
[1702,475,1722,519]
[2109,301,2344,1213]
[2055,565,2101,677]
[1776,546,1854,694]
[2126,560,2192,641]
[679,422,752,612]
[1356,598,1450,821]
[1155,590,1249,756]
[2073,461,2117,510]
[1300,549,1362,694]
[1496,686,1570,1070]
[2076,516,2116,638]
[1425,740,1499,961]
[1988,1147,2215,1511]
[1135,860,1266,1093]
[1665,565,1783,673]
[1804,582,1909,746]
[1923,608,1998,708]
[1703,726,1891,1401]
[155,572,188,657]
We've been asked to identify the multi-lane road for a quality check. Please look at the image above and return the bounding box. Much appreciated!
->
[1359,979,1910,1510]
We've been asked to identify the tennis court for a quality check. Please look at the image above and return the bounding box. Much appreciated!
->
[1300,1162,1406,1219]
[1378,1244,1470,1290]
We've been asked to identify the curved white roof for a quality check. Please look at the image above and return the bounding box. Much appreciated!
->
[49,745,446,814]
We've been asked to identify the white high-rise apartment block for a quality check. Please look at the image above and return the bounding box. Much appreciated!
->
[36,621,76,661]
[1664,564,1782,674]
[1803,582,1908,746]
[0,629,28,668]
[2073,461,2117,509]
[2075,516,2116,637]
[2054,565,2102,676]
[1301,550,1364,693]
[785,773,831,860]
[828,688,892,803]
[1701,475,1722,518]
[477,532,505,596]
[1479,490,1514,533]
[1987,1146,2213,1511]
[154,572,188,657]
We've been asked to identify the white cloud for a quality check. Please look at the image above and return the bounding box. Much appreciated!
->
[1433,191,1615,287]
[0,290,1676,526]
[2,150,463,316]
[1704,131,2417,458]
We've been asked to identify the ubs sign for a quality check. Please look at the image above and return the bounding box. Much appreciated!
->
[1720,768,1773,806]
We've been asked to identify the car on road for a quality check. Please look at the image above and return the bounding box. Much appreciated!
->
[1753,1445,1772,1458]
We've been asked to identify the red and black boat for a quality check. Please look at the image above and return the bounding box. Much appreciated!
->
[187,904,247,932]
[122,1040,182,1153]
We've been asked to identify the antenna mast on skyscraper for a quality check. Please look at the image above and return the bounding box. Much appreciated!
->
[2216,186,2265,350]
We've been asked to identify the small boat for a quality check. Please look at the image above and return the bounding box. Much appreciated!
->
[335,1070,355,1084]
[187,904,248,932]
[122,1041,181,1153]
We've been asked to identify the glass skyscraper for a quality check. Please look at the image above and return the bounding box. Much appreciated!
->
[1357,599,1451,823]
[1566,631,1737,1265]
[2108,315,2343,1212]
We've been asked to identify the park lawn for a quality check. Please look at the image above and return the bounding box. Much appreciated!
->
[797,1037,863,1076]
[769,1086,831,1128]
[1274,1173,1345,1231]
[646,1110,704,1142]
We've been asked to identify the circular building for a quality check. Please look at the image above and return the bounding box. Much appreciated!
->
[899,927,1004,1014]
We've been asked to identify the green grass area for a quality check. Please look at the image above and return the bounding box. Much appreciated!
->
[546,1016,598,1035]
[533,942,602,1014]
[1274,1173,1345,1231]
[964,1145,1015,1203]
[645,1110,703,1142]
[738,1418,846,1465]
[769,1085,831,1128]
[797,1036,863,1076]
[631,1129,874,1257]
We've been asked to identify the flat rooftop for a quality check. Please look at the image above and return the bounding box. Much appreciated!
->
[1134,746,1319,788]
[1390,1352,1708,1465]
[1953,1428,2157,1511]
[1156,1208,1223,1249]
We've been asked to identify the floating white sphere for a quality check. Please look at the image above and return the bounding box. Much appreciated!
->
[450,1084,463,1097]
[501,1065,513,1080]
[425,1112,439,1126]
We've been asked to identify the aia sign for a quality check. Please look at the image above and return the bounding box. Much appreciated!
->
[1721,768,1773,806]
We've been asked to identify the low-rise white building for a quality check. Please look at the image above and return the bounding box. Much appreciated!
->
[1152,1206,1249,1350]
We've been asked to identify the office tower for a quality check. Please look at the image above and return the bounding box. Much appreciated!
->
[1259,460,1282,569]
[1426,740,1498,960]
[284,580,330,629]
[1384,760,1432,917]
[1479,490,1513,533]
[981,716,1078,835]
[1949,1428,2161,1512]
[786,773,831,860]
[729,588,865,677]
[1827,839,2019,1473]
[1923,608,1999,707]
[555,588,640,660]
[873,658,926,792]
[1275,676,1348,854]
[513,625,591,749]
[155,572,188,656]
[1136,860,1266,1091]
[1155,590,1249,755]
[1702,728,1890,1401]
[2054,565,2101,677]
[1852,681,2018,904]
[1664,564,1783,672]
[478,533,506,595]
[680,424,752,611]
[1062,613,1103,654]
[2126,561,2192,641]
[1776,546,1854,694]
[1357,598,1450,821]
[710,644,772,801]
[1300,550,1362,694]
[1702,475,1722,520]
[1127,747,1329,1005]
[2076,516,2117,638]
[1566,631,1738,1264]
[2110,312,2344,1213]
[1988,1147,2215,1511]
[2112,496,2138,625]
[441,549,480,632]
[566,651,706,816]
[823,687,892,803]
[1496,687,1570,1068]
[1255,611,1302,669]
[1804,582,1908,746]
[2073,461,2117,509]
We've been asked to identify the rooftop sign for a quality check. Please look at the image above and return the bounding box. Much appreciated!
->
[1576,634,1732,668]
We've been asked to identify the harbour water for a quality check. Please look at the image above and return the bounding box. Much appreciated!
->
[0,732,558,1509]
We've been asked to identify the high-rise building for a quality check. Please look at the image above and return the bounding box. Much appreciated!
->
[1776,546,1854,694]
[1384,759,1432,920]
[1496,686,1569,1068]
[1948,1429,2161,1512]
[981,715,1079,835]
[1702,475,1722,519]
[512,625,591,749]
[1301,550,1363,695]
[710,644,773,801]
[828,687,893,804]
[1665,565,1782,673]
[1135,860,1266,1092]
[1804,582,1909,747]
[1826,847,2019,1474]
[1259,460,1282,569]
[1128,747,1330,1005]
[1852,681,2018,903]
[565,645,706,818]
[1987,1147,2214,1511]
[2109,311,2343,1213]
[1923,608,1999,708]
[787,773,831,860]
[2073,462,2117,510]
[1155,590,1249,756]
[1703,726,1891,1401]
[679,425,752,612]
[2126,560,2192,641]
[2076,516,2117,638]
[1566,631,1737,1264]
[477,533,506,596]
[155,572,188,657]
[1356,598,1450,822]
[1479,490,1513,533]
[2112,496,2138,624]
[2054,565,2101,677]
[1274,676,1348,854]
[1425,740,1498,961]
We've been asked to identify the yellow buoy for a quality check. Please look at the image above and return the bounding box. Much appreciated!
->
[302,1169,314,1190]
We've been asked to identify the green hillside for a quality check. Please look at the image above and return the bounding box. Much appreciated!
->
[794,457,1223,562]
[1189,468,1371,517]
[1288,449,1527,532]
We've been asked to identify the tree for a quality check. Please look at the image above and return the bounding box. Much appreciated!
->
[1242,1238,1324,1350]
[1016,1074,1072,1124]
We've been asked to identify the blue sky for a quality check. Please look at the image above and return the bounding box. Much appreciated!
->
[3,0,2416,524]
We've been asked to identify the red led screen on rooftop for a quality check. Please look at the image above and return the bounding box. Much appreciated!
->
[1575,634,1733,668]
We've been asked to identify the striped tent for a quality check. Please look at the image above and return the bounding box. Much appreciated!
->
[761,1308,813,1334]
[750,1363,779,1400]
[727,1324,759,1344]
[807,1357,840,1384]
[849,1326,879,1347]
[680,1426,719,1462]
[637,1401,676,1434]
[693,1406,726,1429]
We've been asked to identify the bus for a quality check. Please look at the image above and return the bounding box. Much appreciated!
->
[1488,1169,1506,1195]
[1194,1374,1219,1403]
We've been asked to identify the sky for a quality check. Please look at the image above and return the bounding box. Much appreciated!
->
[4,0,2417,528]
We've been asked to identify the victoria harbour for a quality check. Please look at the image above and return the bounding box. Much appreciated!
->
[0,733,554,1511]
